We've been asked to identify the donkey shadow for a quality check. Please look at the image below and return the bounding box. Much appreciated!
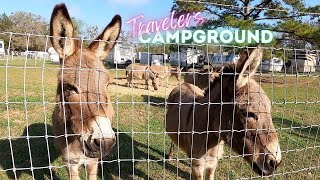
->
[141,95,166,107]
[0,125,190,179]
[273,117,319,140]
[116,82,149,90]
[0,123,60,180]
[101,129,190,179]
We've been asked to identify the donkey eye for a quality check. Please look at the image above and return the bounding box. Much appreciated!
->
[241,111,257,120]
[64,83,79,94]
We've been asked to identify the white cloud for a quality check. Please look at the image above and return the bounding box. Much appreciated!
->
[107,0,150,6]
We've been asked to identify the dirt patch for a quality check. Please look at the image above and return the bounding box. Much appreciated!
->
[108,78,179,98]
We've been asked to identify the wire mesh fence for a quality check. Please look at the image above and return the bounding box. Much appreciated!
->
[0,31,319,180]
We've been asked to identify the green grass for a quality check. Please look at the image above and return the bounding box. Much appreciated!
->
[0,58,319,179]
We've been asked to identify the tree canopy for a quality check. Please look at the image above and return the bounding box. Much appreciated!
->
[172,0,320,48]
[0,12,100,51]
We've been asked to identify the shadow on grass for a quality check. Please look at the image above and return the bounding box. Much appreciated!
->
[273,117,319,140]
[0,125,190,179]
[102,129,190,179]
[141,95,166,107]
[116,82,152,90]
[0,123,60,180]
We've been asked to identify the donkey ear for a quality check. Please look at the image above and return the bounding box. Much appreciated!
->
[50,3,76,59]
[88,15,121,60]
[236,47,262,89]
[209,63,216,73]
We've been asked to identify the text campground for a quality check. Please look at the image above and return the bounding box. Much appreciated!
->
[138,30,273,44]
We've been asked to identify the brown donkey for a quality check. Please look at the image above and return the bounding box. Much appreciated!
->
[166,47,281,179]
[50,4,120,180]
[126,64,160,90]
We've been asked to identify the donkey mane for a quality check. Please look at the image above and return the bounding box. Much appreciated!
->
[203,63,235,96]
[203,49,253,96]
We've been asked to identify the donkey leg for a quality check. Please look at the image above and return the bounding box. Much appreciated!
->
[127,76,132,87]
[86,161,98,180]
[168,142,174,160]
[205,141,224,180]
[145,79,149,90]
[67,164,80,180]
[192,159,205,180]
[204,158,218,180]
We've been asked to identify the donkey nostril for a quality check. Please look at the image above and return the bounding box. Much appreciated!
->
[94,139,101,147]
[269,159,276,168]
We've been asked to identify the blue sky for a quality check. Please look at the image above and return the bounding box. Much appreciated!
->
[0,0,173,31]
[0,0,318,32]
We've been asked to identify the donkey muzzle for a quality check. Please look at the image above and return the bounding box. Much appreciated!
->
[84,116,116,158]
[84,135,116,158]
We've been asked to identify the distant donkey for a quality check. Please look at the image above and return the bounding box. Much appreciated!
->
[166,47,282,179]
[150,65,182,81]
[126,64,160,90]
[50,3,120,180]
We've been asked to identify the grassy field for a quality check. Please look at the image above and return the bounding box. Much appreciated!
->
[0,58,319,180]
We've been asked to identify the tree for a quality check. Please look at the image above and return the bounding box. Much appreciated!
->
[0,13,13,32]
[71,17,101,46]
[172,0,320,48]
[71,17,86,37]
[84,25,99,40]
[8,12,48,51]
[0,11,103,51]
[0,13,13,47]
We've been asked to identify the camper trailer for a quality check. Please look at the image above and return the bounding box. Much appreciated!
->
[105,43,135,67]
[139,52,167,65]
[288,50,317,73]
[170,47,205,68]
[140,52,165,65]
[48,47,59,63]
[207,53,240,68]
[260,57,284,72]
[0,40,5,57]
